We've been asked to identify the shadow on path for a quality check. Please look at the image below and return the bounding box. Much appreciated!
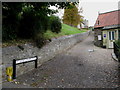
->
[3,31,120,88]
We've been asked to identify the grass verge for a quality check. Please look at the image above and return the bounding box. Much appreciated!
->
[44,24,87,39]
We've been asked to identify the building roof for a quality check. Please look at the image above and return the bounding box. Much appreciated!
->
[94,10,120,29]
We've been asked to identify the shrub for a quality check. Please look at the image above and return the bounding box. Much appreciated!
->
[2,26,18,42]
[33,34,46,48]
[49,15,62,33]
[2,2,23,42]
[18,8,49,38]
[115,40,120,47]
[18,11,35,38]
[2,13,20,42]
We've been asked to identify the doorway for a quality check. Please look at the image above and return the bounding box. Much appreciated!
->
[108,31,115,48]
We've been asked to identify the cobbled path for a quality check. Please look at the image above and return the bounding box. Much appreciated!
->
[14,32,120,88]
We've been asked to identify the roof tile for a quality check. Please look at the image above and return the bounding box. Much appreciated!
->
[94,10,120,28]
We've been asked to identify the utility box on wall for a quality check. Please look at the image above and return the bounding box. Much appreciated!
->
[98,35,102,40]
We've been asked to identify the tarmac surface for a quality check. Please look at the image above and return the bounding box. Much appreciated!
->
[2,32,120,88]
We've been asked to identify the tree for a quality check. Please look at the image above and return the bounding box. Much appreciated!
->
[78,8,84,29]
[79,16,84,28]
[18,3,50,39]
[63,3,82,27]
[2,2,78,42]
[2,2,23,41]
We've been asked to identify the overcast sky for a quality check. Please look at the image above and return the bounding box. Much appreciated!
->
[80,0,119,26]
[50,0,119,27]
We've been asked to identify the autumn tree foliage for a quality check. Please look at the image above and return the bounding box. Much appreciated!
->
[63,4,82,27]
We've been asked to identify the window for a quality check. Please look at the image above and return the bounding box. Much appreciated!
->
[109,32,111,40]
[112,31,115,40]
[109,31,115,40]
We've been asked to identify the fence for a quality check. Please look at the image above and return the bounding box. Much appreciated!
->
[114,42,120,61]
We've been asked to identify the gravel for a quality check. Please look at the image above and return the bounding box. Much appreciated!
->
[4,32,120,88]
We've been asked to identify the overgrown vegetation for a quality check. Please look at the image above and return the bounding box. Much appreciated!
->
[3,24,86,47]
[3,2,85,48]
[115,40,120,47]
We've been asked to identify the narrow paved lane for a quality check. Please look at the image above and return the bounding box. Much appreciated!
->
[15,32,120,88]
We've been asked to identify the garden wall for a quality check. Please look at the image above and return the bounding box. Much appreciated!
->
[2,31,90,81]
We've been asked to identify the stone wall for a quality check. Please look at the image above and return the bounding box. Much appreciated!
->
[2,31,90,80]
[94,28,103,47]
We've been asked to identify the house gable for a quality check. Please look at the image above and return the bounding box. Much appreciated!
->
[94,10,120,29]
[94,10,120,48]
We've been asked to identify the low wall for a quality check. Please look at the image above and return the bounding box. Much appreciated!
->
[2,31,90,80]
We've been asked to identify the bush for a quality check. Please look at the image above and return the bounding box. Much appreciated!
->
[49,15,62,33]
[2,25,18,42]
[3,3,49,42]
[18,10,49,39]
[18,11,35,38]
[33,34,46,48]
[115,40,120,47]
[2,13,20,42]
